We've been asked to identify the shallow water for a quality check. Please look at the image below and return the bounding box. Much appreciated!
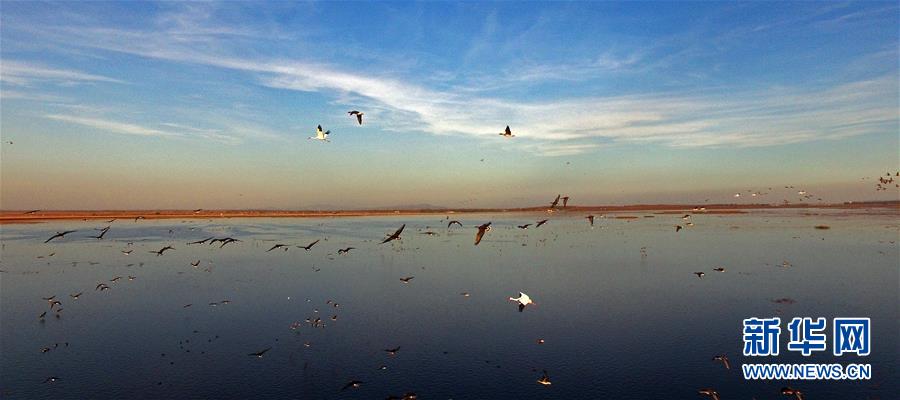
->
[1,209,898,399]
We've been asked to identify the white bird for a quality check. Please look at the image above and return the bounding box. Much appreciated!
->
[309,125,330,142]
[508,291,534,312]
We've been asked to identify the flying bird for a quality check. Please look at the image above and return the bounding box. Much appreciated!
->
[44,230,77,243]
[698,388,720,400]
[694,272,705,279]
[509,292,534,312]
[298,239,320,251]
[447,220,462,228]
[712,355,730,369]
[499,125,515,138]
[267,244,289,252]
[474,222,491,245]
[69,292,82,300]
[248,347,271,358]
[309,125,330,142]
[536,219,549,228]
[348,110,364,125]
[90,226,111,239]
[586,215,595,227]
[186,237,214,245]
[517,224,532,229]
[150,246,175,256]
[384,346,401,355]
[537,370,552,385]
[675,225,683,232]
[399,276,414,284]
[713,267,725,272]
[562,196,569,207]
[381,224,406,244]
[781,387,804,400]
[337,247,355,255]
[550,195,561,208]
[341,380,364,391]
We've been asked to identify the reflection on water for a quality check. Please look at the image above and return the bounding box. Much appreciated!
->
[1,209,898,399]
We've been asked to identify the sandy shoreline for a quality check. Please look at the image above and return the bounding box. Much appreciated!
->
[2,202,897,224]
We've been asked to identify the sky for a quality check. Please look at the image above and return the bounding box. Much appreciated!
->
[0,1,898,210]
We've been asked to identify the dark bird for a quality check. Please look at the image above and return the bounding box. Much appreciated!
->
[675,225,683,232]
[517,224,532,229]
[121,250,133,255]
[499,125,515,138]
[536,219,549,228]
[43,377,61,384]
[38,311,47,319]
[586,215,595,226]
[49,300,62,309]
[384,346,401,355]
[248,347,271,358]
[190,260,200,267]
[562,196,569,207]
[694,272,705,279]
[381,224,406,244]
[134,216,145,222]
[267,244,289,252]
[95,283,110,291]
[781,387,804,400]
[150,246,175,256]
[550,194,561,208]
[338,247,355,255]
[712,354,730,369]
[69,292,82,300]
[217,237,241,248]
[713,267,726,272]
[298,239,320,251]
[474,222,491,245]
[186,237,214,245]
[44,230,77,243]
[341,380,364,391]
[537,370,552,385]
[42,295,56,301]
[24,209,40,214]
[90,226,111,239]
[447,220,462,228]
[698,388,720,400]
[348,110,364,125]
[399,276,414,283]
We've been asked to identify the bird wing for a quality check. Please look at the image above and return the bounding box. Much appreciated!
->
[356,113,363,125]
[505,126,511,135]
[474,227,486,245]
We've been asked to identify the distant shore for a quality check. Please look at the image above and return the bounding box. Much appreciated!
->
[1,201,897,224]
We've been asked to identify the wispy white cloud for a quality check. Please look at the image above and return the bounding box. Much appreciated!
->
[1,60,124,85]
[9,5,898,156]
[45,114,181,137]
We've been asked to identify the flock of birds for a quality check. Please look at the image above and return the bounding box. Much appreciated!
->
[17,190,863,400]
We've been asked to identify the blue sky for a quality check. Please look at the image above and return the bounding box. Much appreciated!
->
[1,1,897,209]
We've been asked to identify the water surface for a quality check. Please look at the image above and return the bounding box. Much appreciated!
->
[1,209,897,399]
